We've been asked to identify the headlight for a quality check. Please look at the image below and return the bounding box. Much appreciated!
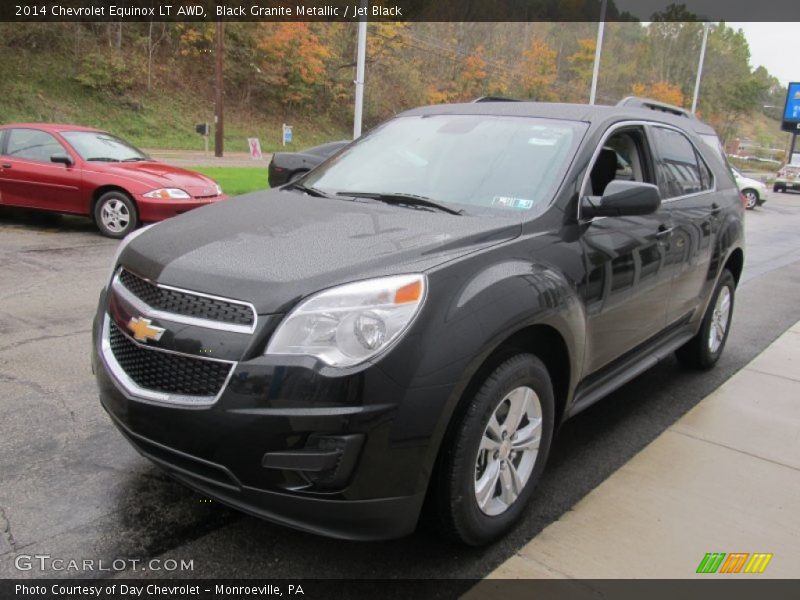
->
[215,183,223,195]
[143,188,191,199]
[265,274,426,368]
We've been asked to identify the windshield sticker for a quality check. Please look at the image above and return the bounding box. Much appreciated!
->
[493,196,535,210]
[527,137,560,146]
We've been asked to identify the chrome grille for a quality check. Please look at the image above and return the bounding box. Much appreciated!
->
[118,269,255,327]
[108,321,232,398]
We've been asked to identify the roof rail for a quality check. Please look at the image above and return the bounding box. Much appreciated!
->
[617,96,695,119]
[472,96,521,103]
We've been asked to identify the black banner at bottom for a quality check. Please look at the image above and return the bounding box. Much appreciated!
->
[2,579,800,600]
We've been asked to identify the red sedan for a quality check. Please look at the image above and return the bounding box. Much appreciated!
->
[0,123,229,238]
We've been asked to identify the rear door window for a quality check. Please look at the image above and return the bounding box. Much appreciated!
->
[650,127,710,199]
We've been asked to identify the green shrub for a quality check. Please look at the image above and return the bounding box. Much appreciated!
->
[75,52,143,95]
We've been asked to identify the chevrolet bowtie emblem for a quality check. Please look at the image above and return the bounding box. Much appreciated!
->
[127,317,165,343]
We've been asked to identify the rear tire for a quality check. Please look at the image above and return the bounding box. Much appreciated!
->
[675,270,735,370]
[434,353,555,546]
[94,190,138,239]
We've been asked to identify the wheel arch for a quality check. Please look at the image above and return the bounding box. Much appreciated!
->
[421,321,573,523]
[723,246,744,287]
[441,323,573,450]
[90,185,136,221]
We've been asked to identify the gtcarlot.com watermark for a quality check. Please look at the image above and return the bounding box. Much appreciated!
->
[14,554,194,573]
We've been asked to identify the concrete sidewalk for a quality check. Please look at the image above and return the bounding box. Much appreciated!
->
[486,320,800,579]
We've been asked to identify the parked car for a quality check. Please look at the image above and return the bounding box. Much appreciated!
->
[773,164,800,193]
[93,98,744,545]
[267,140,349,187]
[0,123,227,238]
[730,167,767,209]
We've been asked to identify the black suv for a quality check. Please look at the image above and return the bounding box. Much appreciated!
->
[93,98,744,545]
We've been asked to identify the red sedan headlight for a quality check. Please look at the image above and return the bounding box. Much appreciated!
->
[143,188,191,200]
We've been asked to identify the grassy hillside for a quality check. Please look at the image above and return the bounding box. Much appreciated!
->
[0,49,350,153]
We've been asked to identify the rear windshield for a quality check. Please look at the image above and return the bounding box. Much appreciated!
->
[303,115,587,218]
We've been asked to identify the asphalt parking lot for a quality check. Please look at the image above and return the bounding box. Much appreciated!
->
[1,190,800,580]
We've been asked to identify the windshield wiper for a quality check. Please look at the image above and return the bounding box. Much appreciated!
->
[86,157,120,162]
[336,192,464,215]
[121,157,147,162]
[284,181,332,198]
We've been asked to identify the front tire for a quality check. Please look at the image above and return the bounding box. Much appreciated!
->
[675,270,735,370]
[434,354,555,545]
[742,189,759,210]
[94,190,138,239]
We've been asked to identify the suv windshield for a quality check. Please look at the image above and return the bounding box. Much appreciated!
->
[61,131,148,162]
[302,115,586,217]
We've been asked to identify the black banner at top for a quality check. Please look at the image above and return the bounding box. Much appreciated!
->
[3,0,800,22]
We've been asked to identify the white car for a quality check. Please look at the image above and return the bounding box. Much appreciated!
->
[731,167,767,209]
[773,165,800,194]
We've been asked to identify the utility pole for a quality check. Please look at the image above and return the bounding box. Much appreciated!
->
[353,0,368,139]
[214,20,225,157]
[589,0,607,105]
[691,22,711,114]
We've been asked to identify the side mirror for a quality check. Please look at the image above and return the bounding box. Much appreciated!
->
[581,180,661,219]
[51,153,74,167]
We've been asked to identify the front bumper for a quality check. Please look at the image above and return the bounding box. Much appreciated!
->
[100,401,424,540]
[136,194,229,222]
[92,289,448,540]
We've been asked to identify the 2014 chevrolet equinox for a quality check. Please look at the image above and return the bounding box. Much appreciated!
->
[93,99,744,545]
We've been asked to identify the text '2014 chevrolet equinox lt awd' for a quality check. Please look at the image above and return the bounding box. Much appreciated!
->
[93,98,744,545]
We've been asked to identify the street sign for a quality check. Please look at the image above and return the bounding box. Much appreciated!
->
[781,82,800,133]
[248,138,263,160]
[282,124,293,146]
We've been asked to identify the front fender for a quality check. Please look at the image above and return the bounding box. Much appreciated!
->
[377,236,585,494]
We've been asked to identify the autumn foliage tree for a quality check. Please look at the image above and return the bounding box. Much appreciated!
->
[519,39,557,101]
[256,23,330,106]
[0,20,784,147]
[631,81,685,107]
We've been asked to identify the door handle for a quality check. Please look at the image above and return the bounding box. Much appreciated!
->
[710,202,721,215]
[1,164,11,169]
[656,225,674,238]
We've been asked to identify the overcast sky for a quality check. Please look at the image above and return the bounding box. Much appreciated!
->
[728,22,796,87]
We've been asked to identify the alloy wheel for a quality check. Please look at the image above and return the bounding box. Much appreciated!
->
[100,198,131,234]
[708,285,732,354]
[474,386,542,516]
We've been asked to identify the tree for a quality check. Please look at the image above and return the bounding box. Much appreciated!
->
[631,81,685,106]
[567,38,595,100]
[520,39,558,101]
[256,23,330,107]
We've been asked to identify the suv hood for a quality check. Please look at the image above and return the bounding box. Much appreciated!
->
[119,189,520,314]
